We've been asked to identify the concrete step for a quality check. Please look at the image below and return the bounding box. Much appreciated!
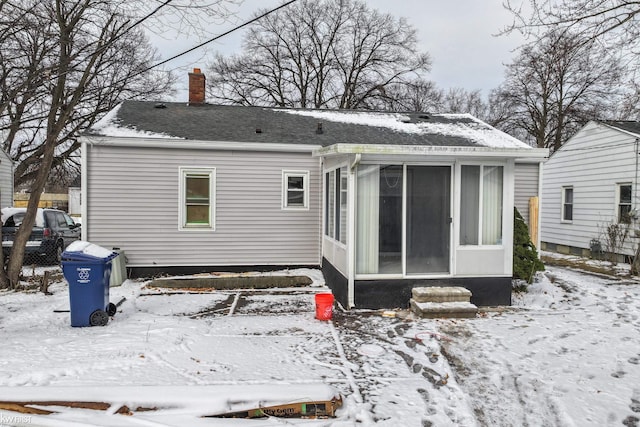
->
[410,299,478,319]
[411,286,472,303]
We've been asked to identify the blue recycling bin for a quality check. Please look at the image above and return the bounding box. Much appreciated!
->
[61,242,119,327]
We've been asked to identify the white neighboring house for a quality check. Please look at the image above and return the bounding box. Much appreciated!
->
[0,149,13,209]
[541,120,640,258]
[68,175,81,216]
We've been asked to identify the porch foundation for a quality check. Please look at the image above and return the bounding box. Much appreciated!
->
[354,277,512,308]
[322,257,512,309]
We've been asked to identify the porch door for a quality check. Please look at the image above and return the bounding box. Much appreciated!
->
[405,165,451,274]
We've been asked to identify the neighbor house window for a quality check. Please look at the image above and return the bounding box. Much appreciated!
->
[282,171,309,209]
[618,183,632,223]
[460,165,503,245]
[325,167,347,244]
[562,186,573,222]
[179,167,215,230]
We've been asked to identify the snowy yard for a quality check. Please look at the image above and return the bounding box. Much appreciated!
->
[0,263,638,426]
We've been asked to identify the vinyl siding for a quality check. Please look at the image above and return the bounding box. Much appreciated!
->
[0,150,12,208]
[541,122,639,255]
[86,144,322,267]
[514,163,540,225]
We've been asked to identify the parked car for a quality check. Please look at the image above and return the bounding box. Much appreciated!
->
[1,208,81,264]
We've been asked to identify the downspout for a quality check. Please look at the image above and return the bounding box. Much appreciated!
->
[537,161,544,250]
[635,138,639,215]
[81,140,88,241]
[10,157,14,207]
[633,138,639,270]
[350,153,361,171]
[347,154,361,308]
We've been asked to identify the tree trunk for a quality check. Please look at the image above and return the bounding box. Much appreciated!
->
[5,133,58,288]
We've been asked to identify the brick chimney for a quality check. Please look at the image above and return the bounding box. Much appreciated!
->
[188,68,206,105]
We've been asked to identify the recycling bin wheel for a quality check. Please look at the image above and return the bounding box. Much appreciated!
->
[90,309,109,326]
[107,303,117,316]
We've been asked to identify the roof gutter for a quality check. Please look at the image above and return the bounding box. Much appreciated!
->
[80,135,322,153]
[313,143,549,160]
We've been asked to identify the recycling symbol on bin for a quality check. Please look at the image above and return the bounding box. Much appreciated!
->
[77,268,91,282]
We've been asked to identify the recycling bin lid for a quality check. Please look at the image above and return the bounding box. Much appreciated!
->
[62,241,119,262]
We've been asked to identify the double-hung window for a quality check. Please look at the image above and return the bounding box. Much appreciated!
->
[618,183,632,223]
[460,165,504,245]
[562,186,573,222]
[179,167,215,230]
[282,171,309,209]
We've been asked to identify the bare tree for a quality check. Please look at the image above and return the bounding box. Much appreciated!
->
[504,0,640,49]
[440,88,488,119]
[381,80,491,122]
[0,0,236,289]
[489,29,623,151]
[207,0,431,109]
[381,79,443,113]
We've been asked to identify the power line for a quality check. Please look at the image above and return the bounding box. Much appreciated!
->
[130,0,174,31]
[45,0,174,83]
[130,0,298,79]
[84,0,175,62]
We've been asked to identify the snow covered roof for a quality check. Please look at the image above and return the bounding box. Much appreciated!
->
[84,101,536,151]
[91,103,180,139]
[282,109,530,149]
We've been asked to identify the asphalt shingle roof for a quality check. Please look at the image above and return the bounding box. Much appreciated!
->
[86,100,529,149]
[603,120,640,137]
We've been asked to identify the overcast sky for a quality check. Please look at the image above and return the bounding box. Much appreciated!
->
[149,0,525,101]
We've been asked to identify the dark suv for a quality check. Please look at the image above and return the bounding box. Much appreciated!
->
[2,208,81,264]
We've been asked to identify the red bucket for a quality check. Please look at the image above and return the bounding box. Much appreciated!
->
[315,293,334,320]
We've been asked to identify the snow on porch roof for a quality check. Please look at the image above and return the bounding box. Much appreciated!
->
[281,109,531,149]
[86,100,537,151]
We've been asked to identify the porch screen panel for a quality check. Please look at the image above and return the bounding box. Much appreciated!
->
[460,166,480,245]
[356,165,380,274]
[378,165,403,273]
[339,167,348,244]
[325,171,335,238]
[482,166,503,245]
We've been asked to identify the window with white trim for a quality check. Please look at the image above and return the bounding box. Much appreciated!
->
[179,167,215,230]
[617,183,632,223]
[282,171,309,209]
[561,186,573,222]
[325,167,347,243]
[460,165,504,245]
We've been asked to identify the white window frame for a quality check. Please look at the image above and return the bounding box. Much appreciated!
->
[339,167,348,244]
[459,164,504,247]
[561,186,573,223]
[282,170,309,210]
[616,182,633,223]
[324,167,348,245]
[179,167,216,231]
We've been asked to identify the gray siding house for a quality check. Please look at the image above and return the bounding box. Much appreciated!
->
[541,120,640,258]
[81,70,547,308]
[0,149,13,209]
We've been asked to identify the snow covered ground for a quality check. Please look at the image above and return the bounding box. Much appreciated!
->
[0,262,638,426]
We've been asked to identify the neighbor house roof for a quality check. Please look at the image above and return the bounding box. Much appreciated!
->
[86,100,535,151]
[602,120,640,137]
